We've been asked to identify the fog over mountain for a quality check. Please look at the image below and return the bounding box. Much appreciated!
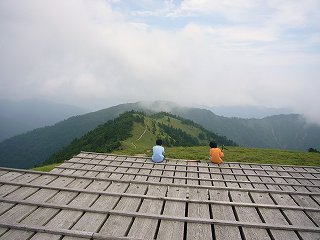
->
[0,98,306,143]
[1,1,319,125]
[0,99,87,142]
[201,105,294,119]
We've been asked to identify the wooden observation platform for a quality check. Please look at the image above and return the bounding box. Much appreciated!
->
[0,152,319,239]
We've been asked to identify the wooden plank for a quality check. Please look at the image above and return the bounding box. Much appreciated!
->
[66,178,92,190]
[90,182,129,210]
[250,192,299,240]
[62,213,105,240]
[291,195,320,226]
[0,202,14,216]
[299,172,320,190]
[0,184,66,240]
[290,171,318,192]
[0,170,8,177]
[271,193,320,240]
[88,158,101,165]
[59,162,77,175]
[0,185,20,198]
[12,173,41,183]
[231,163,254,189]
[242,168,267,189]
[127,185,167,239]
[230,191,270,240]
[26,177,94,240]
[187,187,212,239]
[209,189,242,240]
[256,168,282,191]
[30,192,97,239]
[0,204,38,232]
[187,162,198,185]
[98,183,148,237]
[221,164,240,188]
[174,165,186,184]
[47,176,75,188]
[281,166,311,193]
[116,160,134,180]
[3,186,38,201]
[270,167,298,192]
[0,173,56,238]
[209,167,225,187]
[157,186,187,240]
[2,169,319,197]
[121,161,140,181]
[85,179,111,192]
[147,163,164,183]
[0,228,34,240]
[160,164,174,184]
[107,158,124,179]
[135,163,151,181]
[83,164,104,178]
[0,171,23,181]
[198,163,212,187]
[50,167,65,174]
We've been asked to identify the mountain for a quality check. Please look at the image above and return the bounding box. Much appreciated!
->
[0,103,140,169]
[0,101,319,169]
[42,111,236,166]
[0,99,87,142]
[173,107,320,150]
[201,105,293,119]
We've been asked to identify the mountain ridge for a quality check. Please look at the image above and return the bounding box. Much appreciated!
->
[0,101,319,169]
[42,111,236,166]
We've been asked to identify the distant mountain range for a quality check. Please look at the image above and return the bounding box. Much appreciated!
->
[201,105,293,119]
[0,99,87,142]
[0,101,319,169]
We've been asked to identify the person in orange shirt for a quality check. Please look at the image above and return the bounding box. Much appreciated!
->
[209,141,224,164]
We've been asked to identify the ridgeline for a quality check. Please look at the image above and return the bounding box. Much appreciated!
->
[42,111,236,166]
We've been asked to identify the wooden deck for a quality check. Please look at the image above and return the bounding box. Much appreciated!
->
[0,151,319,239]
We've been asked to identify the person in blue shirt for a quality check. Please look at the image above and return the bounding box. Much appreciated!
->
[151,139,165,163]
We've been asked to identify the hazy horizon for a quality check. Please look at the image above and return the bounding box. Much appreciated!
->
[1,1,319,124]
[1,97,295,119]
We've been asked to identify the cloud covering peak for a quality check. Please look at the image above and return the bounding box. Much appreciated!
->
[0,0,320,123]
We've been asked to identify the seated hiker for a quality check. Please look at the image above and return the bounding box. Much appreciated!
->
[151,139,165,163]
[209,141,224,164]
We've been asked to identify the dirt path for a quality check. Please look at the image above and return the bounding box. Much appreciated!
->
[136,126,147,141]
[131,125,147,149]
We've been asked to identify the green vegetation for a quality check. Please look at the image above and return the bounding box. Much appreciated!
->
[35,146,320,172]
[1,101,320,169]
[308,147,320,153]
[117,146,320,167]
[113,112,236,156]
[32,163,61,172]
[42,111,142,165]
[42,111,236,166]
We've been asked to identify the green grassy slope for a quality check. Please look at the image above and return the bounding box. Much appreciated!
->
[114,113,320,166]
[33,146,320,172]
[161,146,320,166]
[41,112,235,166]
[113,112,235,155]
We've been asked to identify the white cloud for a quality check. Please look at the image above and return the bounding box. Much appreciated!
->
[0,0,320,123]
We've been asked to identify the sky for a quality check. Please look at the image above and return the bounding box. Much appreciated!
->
[0,0,320,123]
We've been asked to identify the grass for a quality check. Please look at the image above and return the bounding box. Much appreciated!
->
[115,145,320,167]
[33,146,320,172]
[163,146,320,166]
[32,118,320,171]
[32,163,61,172]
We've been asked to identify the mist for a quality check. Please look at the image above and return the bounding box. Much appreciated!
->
[1,0,319,124]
